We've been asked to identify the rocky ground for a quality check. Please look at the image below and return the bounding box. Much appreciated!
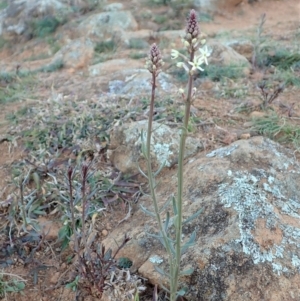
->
[0,0,299,300]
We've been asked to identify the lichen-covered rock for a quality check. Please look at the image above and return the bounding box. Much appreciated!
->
[108,70,176,96]
[0,0,71,40]
[108,120,203,174]
[103,136,300,300]
[78,11,138,39]
[103,2,124,11]
[194,0,244,11]
[51,37,94,69]
[207,41,251,75]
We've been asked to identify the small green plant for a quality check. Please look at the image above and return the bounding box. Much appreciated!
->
[118,257,133,269]
[0,36,7,49]
[154,14,168,24]
[272,69,300,87]
[0,273,26,299]
[257,81,285,109]
[38,59,64,72]
[30,16,61,38]
[94,39,117,53]
[128,38,148,49]
[0,72,37,104]
[57,162,132,297]
[141,10,208,300]
[0,0,8,10]
[251,113,300,148]
[252,13,267,69]
[264,48,300,70]
[201,64,246,81]
[66,276,80,292]
[130,52,146,60]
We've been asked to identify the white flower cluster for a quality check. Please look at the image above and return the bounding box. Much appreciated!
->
[171,44,211,74]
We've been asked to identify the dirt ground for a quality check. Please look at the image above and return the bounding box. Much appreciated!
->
[0,0,299,300]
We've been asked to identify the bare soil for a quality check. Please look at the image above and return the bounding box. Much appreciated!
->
[0,0,299,300]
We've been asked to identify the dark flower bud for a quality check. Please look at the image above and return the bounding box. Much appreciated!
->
[145,43,164,75]
[185,9,199,43]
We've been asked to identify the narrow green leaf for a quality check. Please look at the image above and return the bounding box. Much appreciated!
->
[33,210,47,215]
[179,267,194,276]
[160,283,170,294]
[140,204,156,218]
[169,241,176,256]
[15,281,25,290]
[172,196,178,215]
[154,160,166,177]
[159,196,172,213]
[137,163,148,179]
[173,215,178,229]
[6,286,17,292]
[181,231,196,254]
[32,172,40,190]
[104,249,112,261]
[140,130,148,159]
[183,207,204,225]
[147,231,167,249]
[177,287,188,296]
[154,265,169,277]
[164,211,170,232]
[146,231,163,240]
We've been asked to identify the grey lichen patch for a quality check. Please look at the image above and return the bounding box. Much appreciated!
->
[206,144,238,158]
[111,120,203,172]
[219,170,300,275]
[153,142,174,167]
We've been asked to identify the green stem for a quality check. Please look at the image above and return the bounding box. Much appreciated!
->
[172,49,195,301]
[146,72,175,297]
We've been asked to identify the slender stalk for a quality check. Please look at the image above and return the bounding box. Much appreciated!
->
[81,163,89,247]
[146,69,175,298]
[19,179,28,228]
[171,49,195,301]
[68,167,79,255]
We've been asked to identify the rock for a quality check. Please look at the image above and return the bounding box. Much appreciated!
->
[103,3,124,11]
[0,0,71,40]
[89,58,176,96]
[194,0,243,11]
[157,30,185,42]
[208,41,251,75]
[78,11,138,39]
[51,37,94,69]
[50,271,60,284]
[227,40,254,61]
[37,217,62,241]
[108,70,176,96]
[208,41,251,66]
[89,59,142,76]
[108,120,203,174]
[102,136,300,300]
[250,111,267,118]
[119,29,152,46]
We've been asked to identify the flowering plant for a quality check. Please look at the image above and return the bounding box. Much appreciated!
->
[141,9,210,301]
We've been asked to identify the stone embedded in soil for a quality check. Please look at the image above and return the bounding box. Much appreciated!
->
[207,40,251,75]
[102,229,108,236]
[102,136,300,300]
[226,40,254,61]
[50,38,94,70]
[108,120,203,174]
[78,11,138,39]
[50,271,60,284]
